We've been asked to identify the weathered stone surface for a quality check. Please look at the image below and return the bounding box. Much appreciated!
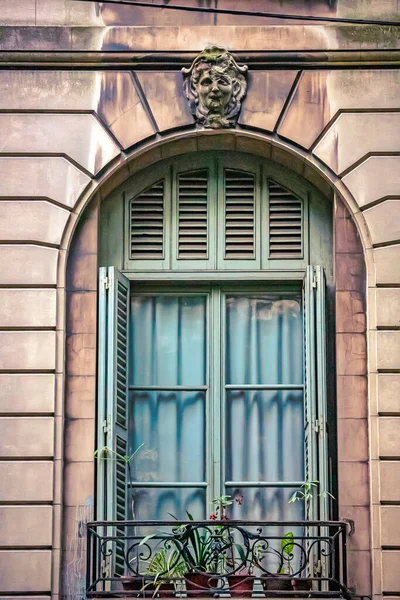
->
[0,157,90,208]
[0,331,56,370]
[377,331,400,371]
[378,374,400,415]
[0,550,52,592]
[379,418,400,458]
[374,245,400,285]
[0,114,119,175]
[0,246,58,285]
[314,112,400,174]
[375,289,400,328]
[0,202,70,245]
[279,70,400,148]
[343,156,400,209]
[239,70,298,132]
[0,461,53,502]
[363,200,400,246]
[0,0,35,25]
[0,417,54,458]
[63,461,94,507]
[0,289,56,328]
[137,71,194,131]
[0,373,55,414]
[382,551,400,591]
[336,333,367,375]
[380,461,400,502]
[381,507,400,547]
[0,506,52,546]
[336,291,366,333]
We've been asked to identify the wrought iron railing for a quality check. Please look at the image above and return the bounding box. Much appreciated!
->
[86,520,351,598]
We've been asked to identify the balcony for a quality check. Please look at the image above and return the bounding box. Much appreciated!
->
[86,520,354,598]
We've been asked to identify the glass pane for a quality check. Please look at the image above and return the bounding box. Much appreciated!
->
[226,295,303,385]
[129,487,206,520]
[226,389,304,483]
[130,295,206,386]
[129,390,206,483]
[225,487,304,521]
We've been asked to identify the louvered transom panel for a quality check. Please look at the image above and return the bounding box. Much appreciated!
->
[130,180,164,259]
[116,280,128,429]
[224,170,255,259]
[268,180,303,258]
[178,170,208,259]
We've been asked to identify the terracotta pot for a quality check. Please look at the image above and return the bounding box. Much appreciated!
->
[185,572,219,597]
[150,582,176,598]
[291,578,312,595]
[121,576,146,594]
[262,574,292,592]
[228,574,253,597]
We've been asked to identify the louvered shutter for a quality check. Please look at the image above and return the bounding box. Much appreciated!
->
[97,266,130,579]
[224,169,255,258]
[129,180,165,258]
[303,266,329,579]
[269,180,303,258]
[178,170,208,259]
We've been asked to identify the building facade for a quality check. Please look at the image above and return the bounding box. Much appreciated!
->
[0,1,400,599]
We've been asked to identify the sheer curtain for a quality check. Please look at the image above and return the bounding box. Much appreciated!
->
[129,295,207,519]
[225,295,304,521]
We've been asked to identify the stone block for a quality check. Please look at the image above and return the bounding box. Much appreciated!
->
[338,461,369,506]
[64,418,95,462]
[377,331,400,371]
[137,71,193,132]
[336,333,367,376]
[336,291,366,333]
[0,461,53,502]
[0,374,55,414]
[0,289,56,328]
[343,156,400,209]
[339,505,370,551]
[347,550,372,596]
[337,375,368,419]
[381,507,400,547]
[0,201,69,246]
[0,331,56,370]
[66,253,97,292]
[0,550,52,592]
[66,292,97,335]
[239,70,298,132]
[382,551,400,592]
[379,418,400,458]
[0,245,58,285]
[279,70,400,149]
[375,245,400,285]
[65,375,95,419]
[66,333,96,376]
[335,215,361,254]
[380,461,400,502]
[0,113,119,175]
[364,200,400,247]
[375,289,400,328]
[0,417,54,458]
[335,253,365,291]
[63,461,94,507]
[378,375,400,415]
[314,112,400,175]
[0,506,52,546]
[0,156,90,209]
[337,418,368,462]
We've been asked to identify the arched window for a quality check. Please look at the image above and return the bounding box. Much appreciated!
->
[96,150,333,538]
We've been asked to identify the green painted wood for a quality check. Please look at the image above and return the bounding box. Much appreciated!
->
[96,266,108,523]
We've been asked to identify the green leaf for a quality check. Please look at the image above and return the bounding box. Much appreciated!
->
[281,532,294,556]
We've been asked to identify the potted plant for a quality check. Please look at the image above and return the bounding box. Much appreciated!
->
[143,547,186,597]
[261,531,294,592]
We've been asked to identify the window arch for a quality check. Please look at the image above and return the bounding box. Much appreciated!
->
[97,151,334,565]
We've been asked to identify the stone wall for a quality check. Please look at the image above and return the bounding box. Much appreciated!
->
[0,7,399,599]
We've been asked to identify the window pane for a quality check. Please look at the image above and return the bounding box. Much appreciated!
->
[226,295,303,385]
[129,390,205,483]
[225,487,304,522]
[226,389,304,483]
[130,295,206,386]
[129,487,206,520]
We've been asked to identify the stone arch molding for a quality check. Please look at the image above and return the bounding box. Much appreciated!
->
[61,129,373,264]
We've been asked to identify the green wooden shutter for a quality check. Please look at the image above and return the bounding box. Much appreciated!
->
[97,266,130,577]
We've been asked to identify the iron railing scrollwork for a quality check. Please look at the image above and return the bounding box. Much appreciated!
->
[86,520,351,598]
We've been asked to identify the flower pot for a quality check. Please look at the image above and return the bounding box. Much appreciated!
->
[291,578,312,596]
[228,574,253,597]
[262,574,292,592]
[150,582,176,598]
[121,576,146,595]
[185,572,219,597]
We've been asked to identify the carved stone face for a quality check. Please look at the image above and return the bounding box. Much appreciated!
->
[198,66,233,115]
[182,46,248,129]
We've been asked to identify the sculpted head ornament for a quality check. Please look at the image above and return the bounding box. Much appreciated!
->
[182,46,248,129]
